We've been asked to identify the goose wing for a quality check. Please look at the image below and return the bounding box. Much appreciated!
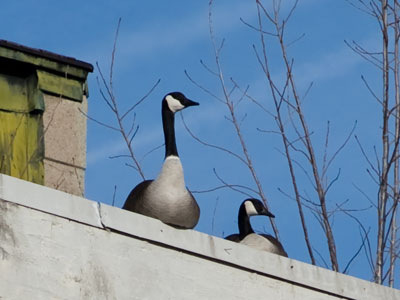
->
[259,234,288,257]
[122,180,153,211]
[225,234,241,242]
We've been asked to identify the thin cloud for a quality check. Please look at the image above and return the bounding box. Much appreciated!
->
[258,36,378,94]
[294,47,362,88]
[294,35,379,88]
[81,0,322,72]
[94,2,258,65]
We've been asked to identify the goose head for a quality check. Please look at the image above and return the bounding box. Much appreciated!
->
[226,198,275,241]
[242,198,275,218]
[163,92,199,113]
[237,198,274,238]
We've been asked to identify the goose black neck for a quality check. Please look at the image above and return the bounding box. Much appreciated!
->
[238,205,254,238]
[162,100,179,158]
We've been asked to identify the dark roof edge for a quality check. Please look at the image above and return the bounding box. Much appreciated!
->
[0,40,94,73]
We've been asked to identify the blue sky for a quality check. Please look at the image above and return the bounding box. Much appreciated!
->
[2,0,397,286]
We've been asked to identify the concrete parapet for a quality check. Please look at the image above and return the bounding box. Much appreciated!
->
[0,174,398,300]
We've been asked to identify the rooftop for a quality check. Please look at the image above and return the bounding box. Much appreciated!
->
[0,174,398,299]
[0,39,93,72]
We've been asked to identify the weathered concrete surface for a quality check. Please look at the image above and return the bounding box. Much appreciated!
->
[43,159,85,197]
[0,174,399,300]
[43,94,87,196]
[43,94,87,168]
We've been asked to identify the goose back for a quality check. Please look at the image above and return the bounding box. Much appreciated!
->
[241,233,288,257]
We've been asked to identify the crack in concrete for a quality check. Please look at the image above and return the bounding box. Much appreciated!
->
[96,202,106,229]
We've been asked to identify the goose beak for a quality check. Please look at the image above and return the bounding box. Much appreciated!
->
[261,207,275,218]
[184,97,199,107]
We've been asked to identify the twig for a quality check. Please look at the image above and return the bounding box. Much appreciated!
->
[112,185,117,207]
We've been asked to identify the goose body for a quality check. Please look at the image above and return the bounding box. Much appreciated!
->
[241,233,287,256]
[225,198,288,257]
[123,92,200,229]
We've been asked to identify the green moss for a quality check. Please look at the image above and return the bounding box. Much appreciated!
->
[0,111,44,184]
[37,69,84,102]
[0,69,44,184]
[0,73,44,112]
[0,47,89,80]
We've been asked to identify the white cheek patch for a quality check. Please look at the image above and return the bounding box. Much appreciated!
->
[166,95,185,113]
[244,201,258,216]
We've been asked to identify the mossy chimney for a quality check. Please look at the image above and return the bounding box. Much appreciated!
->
[0,40,93,196]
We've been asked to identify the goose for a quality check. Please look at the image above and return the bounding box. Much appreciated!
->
[225,198,288,257]
[122,92,200,229]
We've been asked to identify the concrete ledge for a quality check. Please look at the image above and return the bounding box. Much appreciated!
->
[99,204,397,300]
[0,174,100,228]
[0,174,399,300]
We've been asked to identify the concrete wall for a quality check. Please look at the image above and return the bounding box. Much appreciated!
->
[0,174,398,300]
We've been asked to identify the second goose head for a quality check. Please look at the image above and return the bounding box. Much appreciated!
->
[238,198,275,239]
[225,198,288,257]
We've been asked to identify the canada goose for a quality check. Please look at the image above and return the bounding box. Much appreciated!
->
[225,198,288,257]
[122,92,200,229]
